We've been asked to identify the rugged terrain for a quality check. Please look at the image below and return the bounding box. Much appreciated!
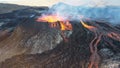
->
[0,3,29,14]
[0,3,119,68]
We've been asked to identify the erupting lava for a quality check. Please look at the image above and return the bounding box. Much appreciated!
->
[80,20,95,30]
[36,15,63,23]
[36,14,120,68]
[36,15,72,42]
[80,20,120,68]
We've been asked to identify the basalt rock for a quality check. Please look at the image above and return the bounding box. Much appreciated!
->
[0,4,120,68]
[0,21,119,68]
[0,18,63,62]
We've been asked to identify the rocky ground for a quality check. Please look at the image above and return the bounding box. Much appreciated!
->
[0,3,29,14]
[0,3,119,68]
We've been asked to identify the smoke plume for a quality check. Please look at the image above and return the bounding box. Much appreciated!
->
[42,2,120,25]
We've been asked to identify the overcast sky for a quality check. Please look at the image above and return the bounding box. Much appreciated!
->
[0,0,119,6]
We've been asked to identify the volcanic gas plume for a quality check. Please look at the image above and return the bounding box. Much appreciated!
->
[0,3,120,68]
[36,13,120,68]
[36,3,120,67]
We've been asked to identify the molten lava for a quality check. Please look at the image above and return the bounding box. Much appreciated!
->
[80,20,101,68]
[36,15,72,31]
[80,20,120,68]
[107,32,120,41]
[37,14,120,68]
[36,15,72,42]
[80,20,96,31]
[36,15,63,23]
[59,21,72,31]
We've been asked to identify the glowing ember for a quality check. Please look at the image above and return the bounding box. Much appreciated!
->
[80,20,101,68]
[59,21,72,31]
[80,20,95,30]
[36,15,72,31]
[36,15,64,23]
[80,20,120,68]
[36,15,72,42]
[107,32,120,41]
[37,14,120,68]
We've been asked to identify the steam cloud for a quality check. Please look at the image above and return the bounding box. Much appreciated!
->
[43,2,120,25]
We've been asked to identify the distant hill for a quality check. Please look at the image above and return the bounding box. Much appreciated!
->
[0,3,29,14]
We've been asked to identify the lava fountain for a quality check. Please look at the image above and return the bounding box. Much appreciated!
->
[36,12,120,68]
[36,14,72,42]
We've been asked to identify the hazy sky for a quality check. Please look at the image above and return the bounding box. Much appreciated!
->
[0,0,120,6]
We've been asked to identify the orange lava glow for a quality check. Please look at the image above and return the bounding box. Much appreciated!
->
[107,32,120,41]
[36,14,72,42]
[36,15,64,23]
[36,15,72,31]
[60,21,72,31]
[36,15,120,68]
[80,20,95,30]
[80,20,101,68]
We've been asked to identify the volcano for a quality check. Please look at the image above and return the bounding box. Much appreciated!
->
[0,20,120,68]
[0,3,120,68]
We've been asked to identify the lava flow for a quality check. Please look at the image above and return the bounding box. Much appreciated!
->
[80,20,120,68]
[37,15,120,68]
[36,15,72,42]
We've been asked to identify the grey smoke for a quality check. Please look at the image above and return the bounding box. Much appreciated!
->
[45,2,120,24]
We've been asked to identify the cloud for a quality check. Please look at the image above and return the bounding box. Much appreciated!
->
[0,0,18,1]
[0,0,120,6]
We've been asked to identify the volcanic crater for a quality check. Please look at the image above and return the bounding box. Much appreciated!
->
[0,3,120,68]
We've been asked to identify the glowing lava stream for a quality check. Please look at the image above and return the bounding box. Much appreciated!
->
[80,20,101,68]
[36,14,120,68]
[36,15,72,42]
[80,20,120,68]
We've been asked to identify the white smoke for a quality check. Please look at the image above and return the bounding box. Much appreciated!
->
[59,0,107,7]
[44,2,120,24]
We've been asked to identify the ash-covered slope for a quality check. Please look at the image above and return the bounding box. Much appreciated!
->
[0,22,91,68]
[0,18,63,62]
[0,5,57,62]
[0,4,49,43]
[0,21,120,68]
[0,3,120,68]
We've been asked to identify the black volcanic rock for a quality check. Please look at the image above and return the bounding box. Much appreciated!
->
[0,6,48,19]
[0,7,48,34]
[0,3,29,14]
[0,18,63,62]
[0,22,91,68]
[0,5,49,46]
[0,4,120,68]
[0,21,119,68]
